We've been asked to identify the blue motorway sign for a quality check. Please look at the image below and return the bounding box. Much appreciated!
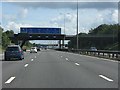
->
[20,27,61,34]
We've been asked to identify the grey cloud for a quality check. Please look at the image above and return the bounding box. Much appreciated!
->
[4,2,118,10]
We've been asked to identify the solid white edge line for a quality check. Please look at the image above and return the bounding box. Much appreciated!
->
[24,64,29,67]
[75,63,80,66]
[85,55,118,63]
[5,77,15,84]
[99,75,113,82]
[67,52,119,63]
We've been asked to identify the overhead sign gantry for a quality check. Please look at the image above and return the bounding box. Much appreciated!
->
[11,27,67,48]
[20,27,61,34]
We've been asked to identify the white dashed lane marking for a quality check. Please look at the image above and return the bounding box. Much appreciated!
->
[66,58,69,61]
[31,59,34,61]
[99,75,113,82]
[75,63,80,66]
[24,64,29,67]
[5,77,16,84]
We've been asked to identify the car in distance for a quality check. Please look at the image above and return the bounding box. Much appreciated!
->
[90,47,97,51]
[4,45,24,60]
[37,47,41,51]
[30,47,37,53]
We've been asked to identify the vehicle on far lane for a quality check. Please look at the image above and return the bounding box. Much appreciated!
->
[30,47,37,53]
[4,45,24,60]
[90,47,97,51]
[37,47,41,51]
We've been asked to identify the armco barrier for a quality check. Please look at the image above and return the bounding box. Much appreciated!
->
[55,49,120,60]
[69,49,120,60]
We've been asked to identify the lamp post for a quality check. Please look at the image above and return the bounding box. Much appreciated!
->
[76,1,79,50]
[60,13,70,49]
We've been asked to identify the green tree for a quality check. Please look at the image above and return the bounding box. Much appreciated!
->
[1,29,15,49]
[23,41,33,49]
[5,30,14,37]
[2,32,10,49]
[68,24,119,50]
[0,26,3,45]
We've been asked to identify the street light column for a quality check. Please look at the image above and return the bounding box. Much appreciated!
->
[63,14,65,49]
[64,14,65,34]
[76,1,79,50]
[60,13,66,49]
[59,13,70,49]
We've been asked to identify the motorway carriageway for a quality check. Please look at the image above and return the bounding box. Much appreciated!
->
[2,49,119,88]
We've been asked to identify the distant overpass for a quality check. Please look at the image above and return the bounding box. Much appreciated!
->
[12,33,74,40]
[10,33,117,49]
[38,44,68,47]
[11,33,116,41]
[10,33,73,48]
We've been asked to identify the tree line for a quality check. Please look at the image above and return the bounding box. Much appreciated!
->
[68,24,119,50]
[0,26,33,50]
[0,24,119,50]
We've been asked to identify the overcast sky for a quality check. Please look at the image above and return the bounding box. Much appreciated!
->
[0,0,119,44]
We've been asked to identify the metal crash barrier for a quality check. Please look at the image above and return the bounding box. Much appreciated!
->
[69,49,120,60]
[55,48,120,60]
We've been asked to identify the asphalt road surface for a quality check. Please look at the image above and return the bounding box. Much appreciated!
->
[2,49,119,88]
